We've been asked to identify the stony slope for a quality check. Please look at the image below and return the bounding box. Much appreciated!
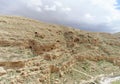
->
[0,16,120,84]
[114,32,120,39]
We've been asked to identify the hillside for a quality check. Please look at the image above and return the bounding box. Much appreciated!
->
[0,16,120,84]
[114,32,120,39]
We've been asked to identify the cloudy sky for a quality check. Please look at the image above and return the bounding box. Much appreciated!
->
[0,0,120,33]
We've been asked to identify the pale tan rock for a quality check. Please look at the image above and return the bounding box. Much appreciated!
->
[0,67,6,76]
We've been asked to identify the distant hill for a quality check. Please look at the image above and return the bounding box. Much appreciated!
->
[114,32,120,39]
[0,16,120,84]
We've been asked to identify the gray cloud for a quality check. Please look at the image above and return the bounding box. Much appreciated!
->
[0,0,120,33]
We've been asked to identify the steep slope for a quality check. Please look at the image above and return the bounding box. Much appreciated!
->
[0,16,120,84]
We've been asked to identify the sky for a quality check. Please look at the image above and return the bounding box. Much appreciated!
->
[0,0,120,33]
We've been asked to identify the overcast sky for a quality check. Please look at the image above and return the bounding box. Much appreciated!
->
[0,0,120,33]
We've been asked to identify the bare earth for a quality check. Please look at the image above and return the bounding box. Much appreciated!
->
[0,16,120,84]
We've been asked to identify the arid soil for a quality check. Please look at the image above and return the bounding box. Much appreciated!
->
[0,16,120,84]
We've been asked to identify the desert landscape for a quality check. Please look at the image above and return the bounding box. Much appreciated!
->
[0,16,120,84]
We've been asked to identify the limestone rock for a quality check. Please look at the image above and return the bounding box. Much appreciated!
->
[0,67,6,76]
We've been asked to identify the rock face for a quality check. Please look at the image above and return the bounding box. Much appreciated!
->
[0,16,120,84]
